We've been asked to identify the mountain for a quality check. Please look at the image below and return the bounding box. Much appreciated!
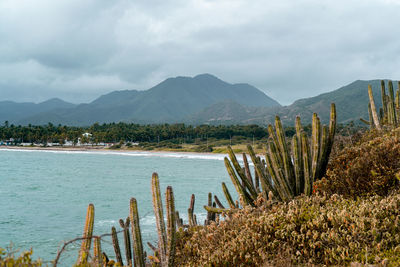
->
[187,100,280,125]
[1,76,395,126]
[186,79,397,126]
[0,98,76,124]
[274,79,397,125]
[15,74,280,125]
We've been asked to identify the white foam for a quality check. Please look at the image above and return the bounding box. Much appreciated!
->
[96,219,117,227]
[0,148,230,161]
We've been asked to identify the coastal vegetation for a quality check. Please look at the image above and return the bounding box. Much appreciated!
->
[0,121,362,154]
[1,81,399,266]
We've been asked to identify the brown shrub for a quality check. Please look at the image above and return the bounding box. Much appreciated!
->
[315,128,400,198]
[174,191,400,266]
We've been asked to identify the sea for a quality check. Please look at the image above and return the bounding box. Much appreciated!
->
[0,148,236,266]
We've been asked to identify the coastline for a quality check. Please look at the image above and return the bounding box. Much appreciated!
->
[0,145,225,156]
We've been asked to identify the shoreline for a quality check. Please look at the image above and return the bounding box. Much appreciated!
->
[0,145,225,155]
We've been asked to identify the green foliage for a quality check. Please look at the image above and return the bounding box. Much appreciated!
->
[174,190,400,266]
[0,247,42,266]
[192,145,213,152]
[315,128,400,198]
[0,122,270,144]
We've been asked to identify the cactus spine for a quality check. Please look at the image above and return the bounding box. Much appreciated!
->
[111,226,123,266]
[221,103,336,205]
[151,172,177,266]
[130,198,145,267]
[77,203,95,265]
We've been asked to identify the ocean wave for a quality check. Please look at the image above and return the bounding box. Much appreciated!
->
[96,219,117,227]
[0,148,232,161]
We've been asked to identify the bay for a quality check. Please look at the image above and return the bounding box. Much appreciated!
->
[0,149,236,266]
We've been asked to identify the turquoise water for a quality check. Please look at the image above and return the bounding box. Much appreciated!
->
[0,149,235,266]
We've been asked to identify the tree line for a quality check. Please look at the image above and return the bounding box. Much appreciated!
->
[0,120,362,145]
[0,122,270,144]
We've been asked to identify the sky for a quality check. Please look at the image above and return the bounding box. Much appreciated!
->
[0,0,400,105]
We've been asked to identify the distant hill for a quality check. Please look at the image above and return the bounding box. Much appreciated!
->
[186,100,279,125]
[1,77,396,126]
[0,98,76,124]
[274,79,397,125]
[14,74,280,125]
[184,79,398,126]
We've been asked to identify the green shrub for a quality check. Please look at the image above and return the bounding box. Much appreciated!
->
[174,191,400,266]
[193,145,213,152]
[315,128,400,198]
[0,247,42,266]
[109,144,121,149]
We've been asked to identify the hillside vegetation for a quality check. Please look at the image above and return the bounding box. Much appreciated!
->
[1,76,398,126]
[174,128,400,266]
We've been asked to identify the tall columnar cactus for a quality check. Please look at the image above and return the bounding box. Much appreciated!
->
[119,217,132,266]
[221,182,235,209]
[77,203,95,265]
[188,194,196,227]
[151,172,177,267]
[361,80,400,129]
[130,198,145,267]
[92,237,103,267]
[165,186,177,266]
[205,192,213,225]
[219,103,336,206]
[111,226,123,266]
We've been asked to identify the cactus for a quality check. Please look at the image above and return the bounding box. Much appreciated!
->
[214,195,225,209]
[111,226,123,266]
[220,103,336,206]
[361,80,400,129]
[77,203,95,265]
[92,237,102,267]
[130,198,145,267]
[102,252,111,266]
[165,186,176,266]
[205,192,213,225]
[175,211,183,228]
[242,153,254,188]
[119,217,132,266]
[221,182,235,208]
[151,172,177,266]
[203,205,229,213]
[188,194,196,227]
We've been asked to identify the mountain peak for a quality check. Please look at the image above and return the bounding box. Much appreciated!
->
[193,73,220,80]
[40,98,66,104]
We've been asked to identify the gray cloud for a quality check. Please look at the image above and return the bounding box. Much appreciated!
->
[0,0,399,104]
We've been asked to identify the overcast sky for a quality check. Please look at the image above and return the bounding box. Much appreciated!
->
[0,0,399,105]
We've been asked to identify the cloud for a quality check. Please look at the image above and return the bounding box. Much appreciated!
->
[0,0,399,104]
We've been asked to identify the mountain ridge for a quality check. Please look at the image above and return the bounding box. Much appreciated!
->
[0,76,395,126]
[9,74,280,125]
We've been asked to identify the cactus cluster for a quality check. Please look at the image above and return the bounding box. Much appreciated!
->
[221,103,336,205]
[72,172,182,267]
[151,173,177,266]
[361,80,400,129]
